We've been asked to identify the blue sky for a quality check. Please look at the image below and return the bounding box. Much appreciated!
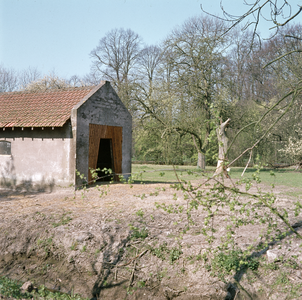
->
[1,0,301,79]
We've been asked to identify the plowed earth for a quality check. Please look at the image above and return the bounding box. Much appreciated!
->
[0,180,302,300]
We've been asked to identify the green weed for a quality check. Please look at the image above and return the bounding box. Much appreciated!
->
[52,212,72,228]
[0,276,88,299]
[135,209,144,218]
[149,243,183,264]
[129,224,149,240]
[36,237,53,256]
[70,241,78,251]
[210,250,259,279]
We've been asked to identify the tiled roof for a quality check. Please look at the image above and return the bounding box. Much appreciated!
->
[0,87,96,127]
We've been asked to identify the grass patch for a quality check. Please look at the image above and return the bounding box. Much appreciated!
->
[0,276,88,299]
[131,164,302,189]
[52,212,73,228]
[0,276,30,299]
[229,167,302,188]
[131,164,212,183]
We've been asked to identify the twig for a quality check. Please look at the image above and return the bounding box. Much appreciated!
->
[105,249,148,268]
[115,274,128,280]
[263,50,302,68]
[241,150,252,177]
[234,279,252,300]
[128,260,137,288]
[150,283,161,290]
[234,289,240,300]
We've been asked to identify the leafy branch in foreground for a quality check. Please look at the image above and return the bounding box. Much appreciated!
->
[154,164,302,280]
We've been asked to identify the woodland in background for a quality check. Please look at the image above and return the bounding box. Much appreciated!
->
[1,12,301,169]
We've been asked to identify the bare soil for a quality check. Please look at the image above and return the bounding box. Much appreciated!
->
[0,180,302,300]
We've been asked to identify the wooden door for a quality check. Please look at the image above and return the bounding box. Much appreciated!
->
[88,124,122,183]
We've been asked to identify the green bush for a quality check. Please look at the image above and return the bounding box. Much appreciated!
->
[210,250,259,279]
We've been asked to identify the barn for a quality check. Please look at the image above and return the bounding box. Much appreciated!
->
[0,81,132,190]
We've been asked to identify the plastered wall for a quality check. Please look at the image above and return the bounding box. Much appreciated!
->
[0,123,75,189]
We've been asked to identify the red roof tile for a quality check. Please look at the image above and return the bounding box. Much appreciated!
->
[0,87,95,127]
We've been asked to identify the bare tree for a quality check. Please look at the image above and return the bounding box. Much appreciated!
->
[19,67,41,89]
[82,72,101,86]
[138,45,163,84]
[67,74,92,87]
[90,28,142,111]
[0,65,18,92]
[22,74,71,92]
[134,45,164,116]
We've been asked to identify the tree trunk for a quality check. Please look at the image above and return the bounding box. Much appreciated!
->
[197,151,206,169]
[214,118,231,177]
[191,134,206,169]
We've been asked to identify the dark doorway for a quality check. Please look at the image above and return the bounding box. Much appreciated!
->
[88,124,123,183]
[96,139,114,181]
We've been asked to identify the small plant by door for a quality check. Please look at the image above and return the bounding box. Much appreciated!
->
[96,138,114,181]
[88,124,123,183]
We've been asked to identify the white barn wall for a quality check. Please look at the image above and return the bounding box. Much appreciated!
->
[0,124,74,189]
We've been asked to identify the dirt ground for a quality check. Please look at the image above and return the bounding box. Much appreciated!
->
[0,180,302,300]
